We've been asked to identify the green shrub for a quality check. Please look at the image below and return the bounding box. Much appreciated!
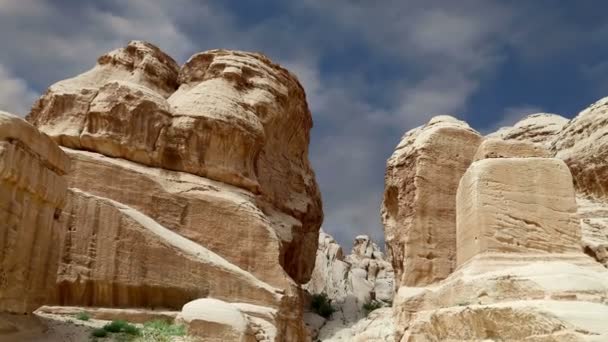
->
[123,323,141,336]
[102,320,140,335]
[140,320,186,342]
[75,311,90,321]
[311,293,336,318]
[103,320,128,333]
[91,328,108,338]
[362,300,383,315]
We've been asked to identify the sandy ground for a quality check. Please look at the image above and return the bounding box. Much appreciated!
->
[0,307,196,341]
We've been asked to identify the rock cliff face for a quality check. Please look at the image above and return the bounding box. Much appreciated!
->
[0,41,322,341]
[0,112,70,314]
[381,116,482,288]
[27,41,322,285]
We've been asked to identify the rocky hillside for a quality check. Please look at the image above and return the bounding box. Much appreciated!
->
[0,41,322,341]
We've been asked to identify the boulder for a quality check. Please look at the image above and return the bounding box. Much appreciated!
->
[381,115,482,287]
[0,112,70,313]
[457,158,581,266]
[177,298,256,342]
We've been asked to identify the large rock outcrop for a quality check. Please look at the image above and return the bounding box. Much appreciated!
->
[0,41,324,341]
[0,112,70,313]
[381,116,482,288]
[27,41,323,285]
[389,121,608,341]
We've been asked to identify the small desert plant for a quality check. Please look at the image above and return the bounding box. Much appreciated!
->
[91,328,108,338]
[310,293,336,318]
[362,300,383,315]
[140,320,186,342]
[102,320,140,335]
[103,320,129,333]
[75,311,90,321]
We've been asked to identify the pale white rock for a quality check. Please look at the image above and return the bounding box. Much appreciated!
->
[316,307,394,342]
[382,115,482,287]
[394,253,608,341]
[304,231,394,341]
[177,298,256,342]
[456,158,581,266]
[489,113,568,148]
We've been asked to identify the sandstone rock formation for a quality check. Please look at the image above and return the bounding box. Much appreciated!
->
[0,112,70,314]
[457,158,580,266]
[386,113,608,341]
[28,42,322,285]
[552,97,608,200]
[303,231,394,341]
[488,113,568,148]
[381,115,482,287]
[473,138,550,161]
[0,41,323,341]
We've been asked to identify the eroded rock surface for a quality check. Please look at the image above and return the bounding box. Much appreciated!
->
[304,231,394,341]
[457,158,580,266]
[0,41,324,342]
[0,112,70,313]
[381,115,482,287]
[553,97,608,200]
[488,113,568,148]
[388,114,608,341]
[27,41,322,285]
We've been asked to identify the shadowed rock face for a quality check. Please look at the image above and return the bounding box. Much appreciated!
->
[27,41,322,285]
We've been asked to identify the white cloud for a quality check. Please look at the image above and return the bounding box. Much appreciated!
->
[0,64,38,116]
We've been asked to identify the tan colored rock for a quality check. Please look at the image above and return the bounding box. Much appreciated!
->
[56,189,281,309]
[488,113,568,148]
[177,298,257,342]
[473,138,550,161]
[62,148,293,292]
[28,42,322,284]
[0,112,70,313]
[553,97,608,200]
[381,115,482,287]
[457,158,581,266]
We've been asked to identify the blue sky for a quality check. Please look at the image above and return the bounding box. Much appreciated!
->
[2,0,608,247]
